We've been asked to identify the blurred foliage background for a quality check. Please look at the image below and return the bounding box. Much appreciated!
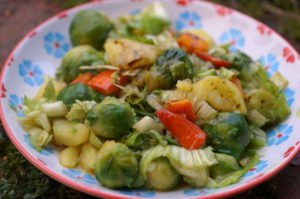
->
[1,0,299,199]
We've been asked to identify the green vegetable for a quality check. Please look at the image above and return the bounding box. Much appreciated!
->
[56,45,105,83]
[207,154,260,188]
[140,145,217,188]
[41,101,68,117]
[147,48,193,89]
[125,130,176,150]
[70,10,113,50]
[248,125,267,148]
[145,157,181,190]
[210,153,240,178]
[270,72,288,90]
[27,128,53,151]
[43,80,57,101]
[89,130,103,149]
[66,100,96,121]
[57,83,104,107]
[246,109,268,127]
[87,97,135,139]
[95,141,138,189]
[202,112,251,159]
[132,116,164,133]
[127,2,170,35]
[19,111,51,132]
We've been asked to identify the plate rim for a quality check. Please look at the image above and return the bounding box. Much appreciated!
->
[0,0,299,198]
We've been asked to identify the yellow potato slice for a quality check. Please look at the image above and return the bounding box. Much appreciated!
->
[79,142,98,173]
[59,146,81,168]
[192,76,247,114]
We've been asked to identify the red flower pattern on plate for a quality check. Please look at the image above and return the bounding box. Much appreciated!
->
[1,84,6,98]
[28,31,37,38]
[283,47,296,63]
[7,56,14,67]
[215,5,233,16]
[176,0,193,6]
[283,141,300,158]
[57,12,68,19]
[257,24,272,35]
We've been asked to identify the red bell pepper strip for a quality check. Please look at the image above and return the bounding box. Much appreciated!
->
[166,99,196,122]
[156,109,206,150]
[195,51,230,68]
[177,33,209,53]
[87,70,128,95]
[70,72,93,84]
[231,76,244,95]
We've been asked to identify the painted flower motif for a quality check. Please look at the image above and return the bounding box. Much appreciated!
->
[175,11,202,32]
[119,190,156,197]
[1,83,6,98]
[283,88,295,107]
[57,11,68,19]
[284,141,300,158]
[23,135,53,156]
[131,8,141,16]
[18,60,43,87]
[267,124,293,146]
[183,188,214,196]
[43,32,70,58]
[219,28,245,52]
[282,47,296,63]
[9,94,25,117]
[243,160,268,177]
[62,169,98,185]
[176,0,194,6]
[257,24,272,35]
[259,53,279,77]
[7,56,14,67]
[214,5,233,16]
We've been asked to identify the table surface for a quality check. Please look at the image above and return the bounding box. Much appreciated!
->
[1,0,300,199]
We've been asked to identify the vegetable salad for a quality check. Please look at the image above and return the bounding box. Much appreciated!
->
[18,2,290,191]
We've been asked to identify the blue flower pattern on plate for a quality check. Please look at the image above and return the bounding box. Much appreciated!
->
[283,88,295,107]
[219,28,245,51]
[119,190,156,197]
[131,8,141,16]
[9,94,25,117]
[44,32,70,58]
[18,60,43,86]
[183,188,215,196]
[62,169,98,185]
[243,160,268,177]
[267,124,293,146]
[259,53,279,77]
[23,135,53,156]
[176,11,202,31]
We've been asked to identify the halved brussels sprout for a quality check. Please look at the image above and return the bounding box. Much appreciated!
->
[70,10,113,50]
[95,141,138,189]
[57,83,104,107]
[87,97,135,139]
[146,157,181,190]
[56,45,105,83]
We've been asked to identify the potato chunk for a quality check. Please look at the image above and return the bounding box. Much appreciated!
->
[193,76,246,114]
[59,146,81,168]
[104,39,158,70]
[53,119,90,147]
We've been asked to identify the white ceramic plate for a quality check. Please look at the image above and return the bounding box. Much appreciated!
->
[1,0,300,198]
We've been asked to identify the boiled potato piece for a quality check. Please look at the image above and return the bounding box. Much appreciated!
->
[193,76,247,114]
[79,142,98,173]
[35,76,66,99]
[104,38,158,70]
[59,146,81,168]
[53,119,90,147]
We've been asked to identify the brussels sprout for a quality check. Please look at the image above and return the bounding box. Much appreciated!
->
[146,157,181,190]
[87,97,135,139]
[70,10,113,50]
[57,83,104,107]
[56,45,105,83]
[66,100,97,121]
[146,48,193,90]
[27,127,52,151]
[95,141,138,189]
[210,153,240,178]
[202,112,251,159]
